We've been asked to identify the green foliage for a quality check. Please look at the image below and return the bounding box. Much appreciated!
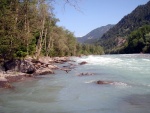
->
[16,51,27,58]
[119,25,150,53]
[15,45,27,58]
[28,37,36,55]
[76,44,104,55]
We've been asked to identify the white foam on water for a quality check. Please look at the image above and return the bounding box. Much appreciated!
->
[76,55,123,66]
[75,55,150,75]
[84,80,95,84]
[111,82,128,87]
[142,59,150,62]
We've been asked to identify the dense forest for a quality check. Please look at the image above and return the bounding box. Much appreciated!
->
[98,1,150,53]
[0,0,103,61]
[110,25,150,54]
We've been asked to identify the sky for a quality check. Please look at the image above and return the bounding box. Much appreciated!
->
[53,0,149,37]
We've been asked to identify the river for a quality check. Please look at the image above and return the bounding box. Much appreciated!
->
[0,54,150,113]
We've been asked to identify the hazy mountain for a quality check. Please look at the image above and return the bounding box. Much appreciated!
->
[77,24,114,43]
[98,1,150,51]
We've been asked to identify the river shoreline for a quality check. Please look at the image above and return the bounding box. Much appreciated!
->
[0,56,71,88]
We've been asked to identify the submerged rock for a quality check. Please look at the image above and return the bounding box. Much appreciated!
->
[6,75,26,82]
[62,63,77,69]
[96,80,128,86]
[0,81,12,88]
[96,80,113,85]
[0,77,13,89]
[77,72,95,76]
[0,72,36,89]
[79,61,88,65]
[124,94,150,106]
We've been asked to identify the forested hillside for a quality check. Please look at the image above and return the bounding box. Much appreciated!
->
[98,1,150,52]
[113,25,150,54]
[0,0,103,61]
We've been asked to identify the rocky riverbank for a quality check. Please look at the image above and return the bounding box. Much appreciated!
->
[0,57,70,88]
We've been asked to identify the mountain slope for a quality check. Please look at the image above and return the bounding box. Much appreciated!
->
[77,24,114,43]
[98,1,150,51]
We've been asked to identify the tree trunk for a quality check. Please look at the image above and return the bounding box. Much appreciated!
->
[35,1,48,59]
[35,16,46,59]
[46,27,53,57]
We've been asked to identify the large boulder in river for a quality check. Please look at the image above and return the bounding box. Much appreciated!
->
[3,59,18,71]
[3,59,36,74]
[19,60,36,74]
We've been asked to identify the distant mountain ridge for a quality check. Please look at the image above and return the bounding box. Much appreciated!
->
[77,24,114,43]
[98,1,150,50]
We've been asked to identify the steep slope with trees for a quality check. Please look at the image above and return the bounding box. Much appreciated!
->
[98,1,150,52]
[118,25,150,54]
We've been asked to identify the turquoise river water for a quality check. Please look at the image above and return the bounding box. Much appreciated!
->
[0,54,150,113]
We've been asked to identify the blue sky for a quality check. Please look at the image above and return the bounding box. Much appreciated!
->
[53,0,149,37]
